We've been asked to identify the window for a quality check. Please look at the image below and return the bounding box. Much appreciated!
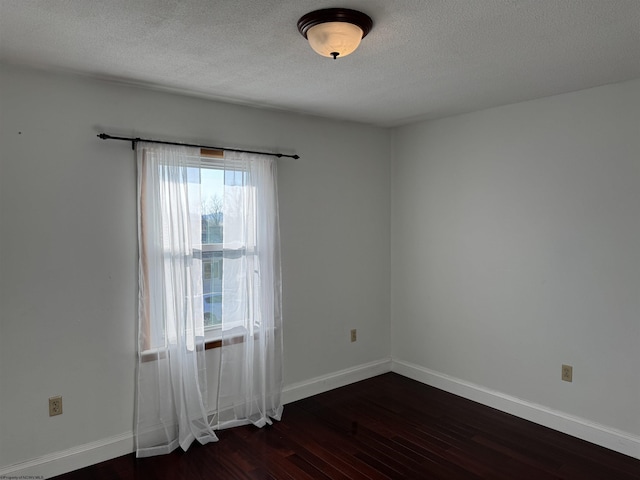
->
[139,147,235,352]
[138,144,279,354]
[185,151,251,343]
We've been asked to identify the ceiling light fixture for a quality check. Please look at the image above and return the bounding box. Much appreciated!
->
[297,8,373,59]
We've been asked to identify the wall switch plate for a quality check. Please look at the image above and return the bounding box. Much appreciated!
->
[561,364,573,382]
[49,396,63,416]
[350,329,357,342]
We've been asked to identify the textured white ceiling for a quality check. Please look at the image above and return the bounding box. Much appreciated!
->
[1,0,639,126]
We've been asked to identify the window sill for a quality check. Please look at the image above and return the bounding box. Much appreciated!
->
[141,330,251,362]
[205,338,222,350]
[206,329,254,349]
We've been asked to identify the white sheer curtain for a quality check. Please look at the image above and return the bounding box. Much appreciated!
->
[217,152,284,429]
[136,143,217,457]
[135,143,283,457]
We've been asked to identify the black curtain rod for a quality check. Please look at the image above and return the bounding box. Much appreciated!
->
[97,133,300,159]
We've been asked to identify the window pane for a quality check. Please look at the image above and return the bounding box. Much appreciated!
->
[202,250,222,327]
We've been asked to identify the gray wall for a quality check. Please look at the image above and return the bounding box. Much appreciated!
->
[391,79,640,435]
[0,64,391,468]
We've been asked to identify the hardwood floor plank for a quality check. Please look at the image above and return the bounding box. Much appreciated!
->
[278,408,394,480]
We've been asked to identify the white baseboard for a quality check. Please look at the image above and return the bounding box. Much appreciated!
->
[282,357,392,405]
[0,432,134,479]
[392,358,640,460]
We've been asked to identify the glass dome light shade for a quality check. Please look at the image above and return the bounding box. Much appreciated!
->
[306,22,364,59]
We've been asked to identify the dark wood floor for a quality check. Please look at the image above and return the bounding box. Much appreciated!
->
[53,373,640,479]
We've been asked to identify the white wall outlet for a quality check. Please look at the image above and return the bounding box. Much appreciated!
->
[561,364,573,382]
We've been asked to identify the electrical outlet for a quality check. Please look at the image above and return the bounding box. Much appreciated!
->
[561,364,573,382]
[49,396,63,416]
[350,329,357,343]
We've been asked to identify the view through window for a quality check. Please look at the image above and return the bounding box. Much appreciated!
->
[199,165,224,330]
